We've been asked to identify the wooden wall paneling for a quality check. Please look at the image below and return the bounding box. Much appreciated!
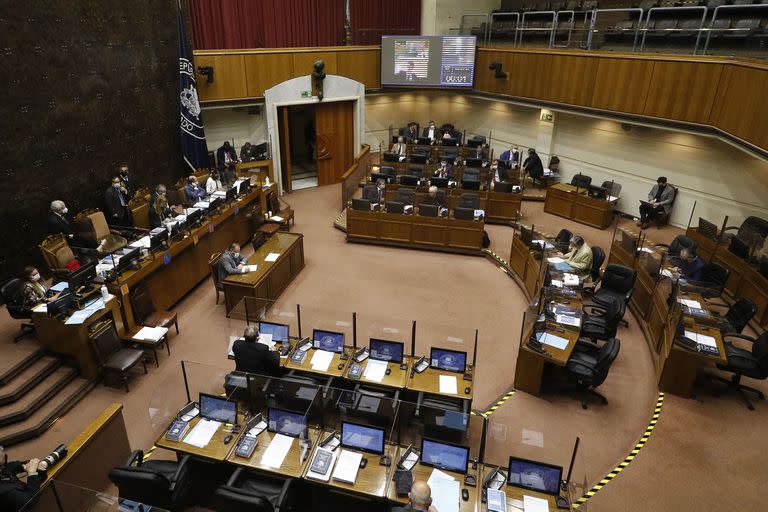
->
[642,61,723,124]
[244,53,297,97]
[709,64,768,150]
[336,49,381,89]
[195,54,248,101]
[590,57,656,114]
[292,51,338,78]
[508,53,553,100]
[546,55,598,106]
[475,50,515,96]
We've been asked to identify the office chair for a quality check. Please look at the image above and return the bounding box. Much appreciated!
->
[589,264,636,327]
[570,173,592,189]
[580,301,622,343]
[714,298,757,336]
[679,262,730,299]
[564,338,621,409]
[351,198,372,211]
[395,188,415,205]
[215,468,294,512]
[601,180,621,198]
[90,324,146,392]
[461,169,481,190]
[73,209,128,253]
[458,193,480,210]
[362,185,379,202]
[39,234,78,279]
[709,332,768,410]
[590,246,606,284]
[653,184,677,227]
[108,451,191,511]
[267,191,295,229]
[655,234,697,262]
[209,252,223,304]
[129,196,150,230]
[722,216,768,243]
[554,229,573,254]
[1,279,35,342]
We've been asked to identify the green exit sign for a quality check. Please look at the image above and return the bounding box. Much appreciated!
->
[301,91,312,98]
[541,113,553,122]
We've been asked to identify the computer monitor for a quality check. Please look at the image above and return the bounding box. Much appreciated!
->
[259,321,289,343]
[149,228,168,251]
[238,178,252,196]
[467,137,486,148]
[587,185,607,200]
[371,172,395,184]
[254,142,268,157]
[66,262,97,292]
[494,182,514,193]
[208,197,223,211]
[185,207,203,226]
[729,236,749,260]
[225,186,237,201]
[410,154,428,165]
[386,201,405,214]
[313,329,344,353]
[352,198,372,211]
[267,407,307,438]
[383,152,399,163]
[420,438,469,474]
[419,204,439,217]
[453,207,475,220]
[507,456,563,496]
[431,177,449,189]
[441,137,459,146]
[340,421,386,454]
[465,158,483,168]
[430,347,467,373]
[46,292,73,316]
[416,137,431,145]
[399,174,420,186]
[461,180,481,191]
[369,339,404,363]
[199,392,238,424]
[115,247,141,273]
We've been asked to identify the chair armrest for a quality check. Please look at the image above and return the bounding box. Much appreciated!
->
[722,333,757,344]
[168,455,191,492]
[126,450,144,467]
[567,359,596,374]
[575,339,601,351]
[582,303,609,315]
[275,477,295,512]
[723,226,740,233]
[726,354,756,367]
[654,243,670,250]
[226,466,246,487]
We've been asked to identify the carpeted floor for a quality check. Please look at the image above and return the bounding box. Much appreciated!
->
[2,183,766,511]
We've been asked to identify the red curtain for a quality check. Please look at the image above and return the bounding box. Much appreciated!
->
[188,0,346,49]
[349,0,422,45]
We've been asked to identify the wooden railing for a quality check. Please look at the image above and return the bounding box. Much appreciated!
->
[340,144,371,211]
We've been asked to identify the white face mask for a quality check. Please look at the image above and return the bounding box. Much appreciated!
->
[113,183,121,189]
[31,273,41,282]
[232,252,240,258]
[61,207,68,214]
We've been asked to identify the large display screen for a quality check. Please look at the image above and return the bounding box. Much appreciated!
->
[381,35,476,87]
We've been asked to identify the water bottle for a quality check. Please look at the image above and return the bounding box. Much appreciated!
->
[100,285,109,300]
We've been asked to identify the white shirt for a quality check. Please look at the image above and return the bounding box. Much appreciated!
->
[206,177,223,195]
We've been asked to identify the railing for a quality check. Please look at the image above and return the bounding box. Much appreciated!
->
[340,144,371,211]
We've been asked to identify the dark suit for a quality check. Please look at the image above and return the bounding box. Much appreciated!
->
[232,339,281,376]
[217,251,247,285]
[523,152,544,179]
[104,186,132,227]
[0,463,45,512]
[47,212,73,237]
[421,193,447,208]
[217,145,238,183]
[433,164,452,179]
[422,126,440,142]
[119,175,136,200]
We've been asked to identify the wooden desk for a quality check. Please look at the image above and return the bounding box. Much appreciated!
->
[32,295,125,379]
[387,449,480,512]
[508,234,545,300]
[237,159,274,186]
[284,346,353,378]
[544,183,615,229]
[513,323,581,397]
[344,357,411,390]
[108,187,262,328]
[658,323,726,397]
[478,465,558,511]
[226,427,320,478]
[155,414,243,462]
[406,367,475,402]
[304,433,398,498]
[222,232,305,315]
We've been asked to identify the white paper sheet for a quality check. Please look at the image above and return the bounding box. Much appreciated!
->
[438,375,458,395]
[183,419,220,448]
[533,239,555,250]
[640,247,654,253]
[430,477,460,512]
[537,332,570,350]
[129,236,152,249]
[332,450,363,483]
[523,495,550,512]
[243,265,258,273]
[696,334,718,348]
[265,252,280,262]
[678,299,702,309]
[547,257,565,264]
[427,468,456,489]
[133,326,168,342]
[33,303,48,313]
[661,269,674,278]
[50,282,69,292]
[550,279,563,288]
[270,215,284,222]
[555,314,581,327]
[228,336,242,357]
[64,309,95,325]
[487,488,508,512]
[310,350,335,372]
[260,433,293,468]
[563,273,579,286]
[193,202,210,209]
[401,450,419,470]
[258,333,275,348]
[363,359,388,382]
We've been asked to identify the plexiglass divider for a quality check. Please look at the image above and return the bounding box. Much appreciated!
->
[21,480,170,512]
[413,318,478,372]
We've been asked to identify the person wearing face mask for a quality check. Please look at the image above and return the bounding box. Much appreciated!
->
[104,176,132,227]
[47,200,74,239]
[184,175,207,203]
[117,165,135,200]
[21,267,49,310]
[422,121,440,144]
[149,185,175,228]
[206,169,224,195]
[676,247,706,282]
[217,243,250,286]
[217,141,239,185]
[433,158,452,179]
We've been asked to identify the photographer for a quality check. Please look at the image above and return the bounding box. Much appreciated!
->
[0,448,47,512]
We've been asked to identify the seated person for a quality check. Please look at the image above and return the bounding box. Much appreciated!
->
[404,122,419,142]
[522,148,543,181]
[561,236,593,281]
[232,325,284,377]
[0,454,48,512]
[466,146,485,162]
[638,176,674,229]
[47,200,74,239]
[676,247,706,282]
[422,121,440,144]
[21,267,50,310]
[392,480,438,512]
[372,179,386,204]
[184,175,207,203]
[433,159,452,179]
[149,185,175,228]
[206,169,224,195]
[217,243,250,284]
[499,145,520,168]
[421,186,447,208]
[391,136,407,159]
[441,129,455,142]
[240,142,257,162]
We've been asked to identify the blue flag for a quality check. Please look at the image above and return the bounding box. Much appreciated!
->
[178,9,208,171]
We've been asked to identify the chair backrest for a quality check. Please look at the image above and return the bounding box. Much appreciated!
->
[209,252,223,289]
[454,207,475,220]
[90,324,121,365]
[601,181,621,197]
[130,284,156,325]
[407,166,424,178]
[592,338,621,387]
[395,188,415,205]
[39,234,75,273]
[362,185,378,201]
[571,173,592,188]
[591,246,606,281]
[352,198,371,211]
[215,485,274,512]
[109,465,172,509]
[700,261,729,286]
[462,169,480,181]
[130,197,150,230]
[601,264,637,295]
[742,216,768,239]
[555,229,572,244]
[380,166,396,177]
[753,333,768,376]
[458,193,480,209]
[75,209,111,241]
[669,235,697,256]
[726,299,757,334]
[1,279,27,312]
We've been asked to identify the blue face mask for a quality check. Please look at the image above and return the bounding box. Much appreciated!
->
[113,183,121,189]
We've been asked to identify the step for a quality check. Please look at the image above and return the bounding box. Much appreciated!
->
[0,366,79,428]
[0,347,44,386]
[0,376,94,447]
[0,357,62,406]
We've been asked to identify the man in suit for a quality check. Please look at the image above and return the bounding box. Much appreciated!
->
[433,159,452,179]
[392,136,407,160]
[47,200,73,239]
[392,481,437,512]
[232,325,283,376]
[499,145,520,168]
[522,148,543,181]
[466,145,485,162]
[0,454,46,512]
[216,141,239,184]
[562,235,593,281]
[638,176,675,229]
[217,243,251,285]
[240,142,256,162]
[422,121,439,144]
[118,165,135,200]
[405,122,419,142]
[104,176,132,227]
[184,175,207,203]
[677,247,706,282]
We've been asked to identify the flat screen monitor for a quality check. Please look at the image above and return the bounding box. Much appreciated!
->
[465,158,483,168]
[419,204,439,217]
[494,182,514,193]
[254,142,268,157]
[520,225,534,246]
[420,438,469,474]
[313,329,344,353]
[352,198,372,211]
[208,197,223,211]
[386,201,405,214]
[441,137,459,146]
[259,321,289,343]
[410,153,429,165]
[371,172,395,184]
[453,207,475,220]
[185,208,203,225]
[587,185,607,200]
[225,186,237,201]
[467,137,485,148]
[340,421,386,454]
[381,36,476,87]
[46,291,73,316]
[267,407,307,438]
[507,456,563,496]
[431,177,449,189]
[430,347,467,373]
[369,339,404,363]
[115,247,140,273]
[199,392,237,424]
[238,179,251,195]
[461,180,481,191]
[399,175,420,186]
[66,262,97,291]
[149,228,168,251]
[383,152,399,163]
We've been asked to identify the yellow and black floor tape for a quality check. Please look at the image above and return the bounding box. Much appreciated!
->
[571,392,665,509]
[471,387,516,418]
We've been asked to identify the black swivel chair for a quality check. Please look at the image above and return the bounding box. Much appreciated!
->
[458,193,480,210]
[710,332,768,410]
[570,173,592,188]
[108,451,191,511]
[1,279,35,342]
[564,338,621,409]
[590,246,606,284]
[461,169,481,190]
[655,235,697,263]
[580,301,622,343]
[362,185,379,202]
[215,468,295,512]
[395,188,415,205]
[590,264,637,327]
[680,261,730,299]
[715,298,757,336]
[554,229,572,254]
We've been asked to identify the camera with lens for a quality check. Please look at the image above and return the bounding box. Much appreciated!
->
[39,444,68,471]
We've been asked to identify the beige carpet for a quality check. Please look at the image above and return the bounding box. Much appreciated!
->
[2,183,765,511]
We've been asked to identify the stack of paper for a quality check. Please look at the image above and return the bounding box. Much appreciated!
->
[438,375,458,395]
[265,252,280,262]
[427,470,460,512]
[536,332,570,350]
[258,332,275,348]
[363,359,388,382]
[547,257,565,264]
[183,419,220,448]
[271,215,284,222]
[310,350,335,372]
[523,495,550,512]
[555,314,581,327]
[129,236,152,249]
[683,330,718,348]
[332,450,363,484]
[563,273,580,286]
[243,264,258,273]
[678,299,702,308]
[64,310,95,325]
[194,201,211,209]
[212,190,227,198]
[260,433,294,468]
[133,326,168,342]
